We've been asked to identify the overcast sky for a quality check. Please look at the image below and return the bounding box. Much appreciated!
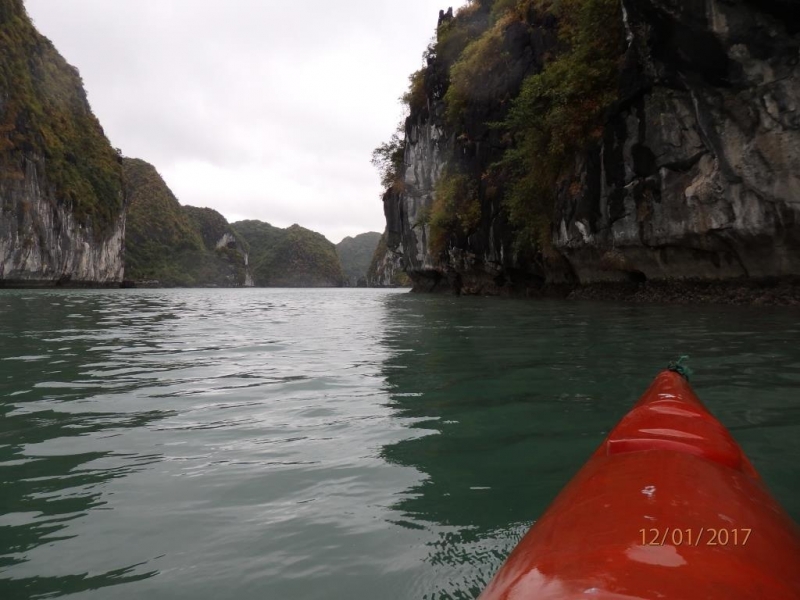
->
[25,0,467,244]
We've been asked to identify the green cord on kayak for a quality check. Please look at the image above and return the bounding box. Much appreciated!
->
[667,355,692,381]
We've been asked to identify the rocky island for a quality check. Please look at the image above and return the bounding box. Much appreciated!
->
[374,0,800,303]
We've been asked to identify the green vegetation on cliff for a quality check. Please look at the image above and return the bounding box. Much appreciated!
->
[0,0,123,233]
[436,2,492,66]
[336,232,382,285]
[371,131,405,192]
[378,0,624,260]
[123,158,248,286]
[233,220,345,287]
[500,0,623,253]
[430,168,481,255]
[184,205,244,252]
[444,10,515,122]
[181,205,249,285]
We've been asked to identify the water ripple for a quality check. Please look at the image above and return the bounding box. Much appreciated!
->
[0,290,798,600]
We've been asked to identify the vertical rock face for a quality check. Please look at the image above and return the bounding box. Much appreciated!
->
[0,0,126,286]
[384,88,505,293]
[555,0,800,284]
[384,114,455,289]
[384,0,800,297]
[383,5,556,294]
[366,230,411,287]
[0,159,126,284]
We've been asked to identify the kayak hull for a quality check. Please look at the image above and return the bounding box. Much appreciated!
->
[478,371,800,600]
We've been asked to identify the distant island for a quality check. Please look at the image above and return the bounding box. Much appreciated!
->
[336,232,381,287]
[0,0,391,289]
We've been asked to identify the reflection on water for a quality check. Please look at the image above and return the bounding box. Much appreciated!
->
[378,294,800,598]
[0,294,177,597]
[0,290,798,600]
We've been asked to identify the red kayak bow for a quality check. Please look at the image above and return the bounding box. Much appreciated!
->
[479,370,800,600]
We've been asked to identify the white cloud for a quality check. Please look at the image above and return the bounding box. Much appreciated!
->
[25,0,469,244]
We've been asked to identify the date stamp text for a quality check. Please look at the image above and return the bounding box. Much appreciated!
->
[639,528,751,547]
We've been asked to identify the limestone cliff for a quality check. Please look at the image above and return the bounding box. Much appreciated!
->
[381,0,800,301]
[232,220,345,287]
[0,0,125,286]
[366,231,411,287]
[123,158,251,287]
[556,0,800,285]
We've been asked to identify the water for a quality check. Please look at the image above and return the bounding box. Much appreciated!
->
[0,289,798,600]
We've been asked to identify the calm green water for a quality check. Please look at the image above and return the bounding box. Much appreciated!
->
[0,289,799,600]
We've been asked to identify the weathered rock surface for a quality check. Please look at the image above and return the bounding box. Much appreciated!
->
[383,0,800,301]
[366,230,411,287]
[556,0,800,285]
[384,5,558,294]
[0,164,126,285]
[0,0,126,286]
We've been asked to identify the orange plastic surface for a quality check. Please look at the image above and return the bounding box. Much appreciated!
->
[478,371,800,600]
